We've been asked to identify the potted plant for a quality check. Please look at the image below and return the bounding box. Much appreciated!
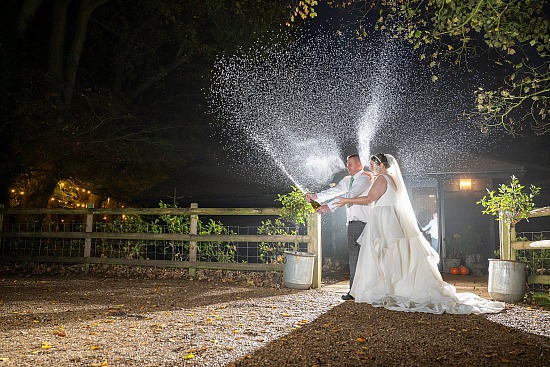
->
[477,175,541,301]
[263,186,317,289]
[443,225,484,273]
[443,233,462,273]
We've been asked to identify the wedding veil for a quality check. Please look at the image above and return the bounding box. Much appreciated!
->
[384,155,418,237]
[385,154,439,261]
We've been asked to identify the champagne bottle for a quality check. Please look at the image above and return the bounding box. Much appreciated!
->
[310,199,321,210]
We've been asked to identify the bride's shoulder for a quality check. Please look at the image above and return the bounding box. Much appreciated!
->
[380,174,397,189]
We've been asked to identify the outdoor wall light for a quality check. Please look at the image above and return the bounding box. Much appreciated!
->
[459,179,472,190]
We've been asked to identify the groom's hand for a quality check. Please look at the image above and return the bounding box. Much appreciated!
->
[304,193,317,202]
[316,204,330,214]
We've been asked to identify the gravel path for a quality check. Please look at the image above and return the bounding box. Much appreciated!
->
[0,275,548,366]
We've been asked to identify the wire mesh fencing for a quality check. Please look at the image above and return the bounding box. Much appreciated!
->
[0,220,307,265]
[516,230,550,295]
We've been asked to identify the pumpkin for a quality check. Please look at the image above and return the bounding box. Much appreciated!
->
[459,265,470,275]
[449,267,460,275]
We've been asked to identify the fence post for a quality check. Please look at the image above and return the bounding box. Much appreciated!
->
[189,203,198,278]
[308,213,322,288]
[83,204,94,274]
[0,204,3,248]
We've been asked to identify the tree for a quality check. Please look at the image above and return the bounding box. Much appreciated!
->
[301,0,549,135]
[0,0,290,207]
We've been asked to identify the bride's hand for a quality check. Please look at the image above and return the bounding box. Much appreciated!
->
[335,196,348,208]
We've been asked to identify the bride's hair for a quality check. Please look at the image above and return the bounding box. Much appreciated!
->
[370,153,390,168]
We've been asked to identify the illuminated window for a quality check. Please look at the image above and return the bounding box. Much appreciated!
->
[459,179,472,190]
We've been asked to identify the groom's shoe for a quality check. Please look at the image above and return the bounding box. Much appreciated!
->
[341,293,354,300]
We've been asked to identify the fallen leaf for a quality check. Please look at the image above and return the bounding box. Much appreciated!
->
[41,342,52,350]
[183,353,194,360]
[91,345,101,350]
[0,357,9,361]
[356,337,366,343]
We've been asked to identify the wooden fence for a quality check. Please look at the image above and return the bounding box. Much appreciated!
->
[508,206,550,287]
[0,204,322,288]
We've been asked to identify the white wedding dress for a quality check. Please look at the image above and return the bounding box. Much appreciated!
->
[350,170,504,314]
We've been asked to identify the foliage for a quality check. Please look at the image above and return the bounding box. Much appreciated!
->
[288,0,318,26]
[518,248,550,276]
[478,175,541,259]
[95,201,236,262]
[197,218,236,263]
[257,186,313,262]
[530,292,550,310]
[318,0,549,135]
[516,233,550,276]
[444,225,483,259]
[101,215,153,259]
[155,201,190,234]
[257,218,298,264]
[276,186,315,227]
[477,175,540,227]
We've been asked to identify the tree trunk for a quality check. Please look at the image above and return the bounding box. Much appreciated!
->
[16,0,44,38]
[64,0,111,107]
[48,0,71,82]
[19,171,59,209]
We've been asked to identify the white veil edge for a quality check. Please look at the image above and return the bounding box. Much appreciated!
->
[385,154,440,263]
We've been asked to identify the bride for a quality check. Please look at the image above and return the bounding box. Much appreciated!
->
[336,153,504,314]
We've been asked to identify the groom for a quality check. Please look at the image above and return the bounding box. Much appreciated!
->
[305,154,373,300]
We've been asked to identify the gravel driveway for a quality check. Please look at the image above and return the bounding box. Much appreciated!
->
[0,272,548,366]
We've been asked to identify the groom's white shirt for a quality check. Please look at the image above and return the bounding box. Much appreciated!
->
[315,170,373,223]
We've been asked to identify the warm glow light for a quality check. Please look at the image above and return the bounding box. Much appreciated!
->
[459,179,472,190]
[10,189,15,193]
[19,191,24,195]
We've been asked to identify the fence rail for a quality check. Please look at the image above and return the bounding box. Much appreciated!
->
[0,204,322,288]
